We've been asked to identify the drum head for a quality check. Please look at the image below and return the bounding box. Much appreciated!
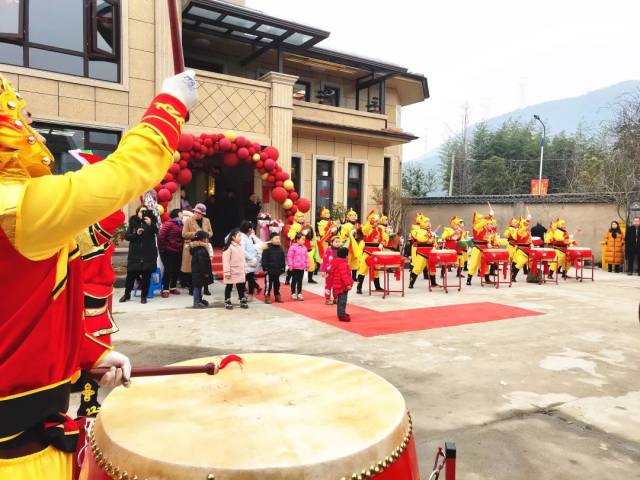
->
[93,353,410,480]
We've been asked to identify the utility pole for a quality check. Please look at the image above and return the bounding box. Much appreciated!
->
[533,115,546,195]
[449,153,455,196]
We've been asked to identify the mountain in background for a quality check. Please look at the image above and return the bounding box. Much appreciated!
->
[410,80,640,175]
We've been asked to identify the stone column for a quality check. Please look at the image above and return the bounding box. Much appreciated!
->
[258,71,298,219]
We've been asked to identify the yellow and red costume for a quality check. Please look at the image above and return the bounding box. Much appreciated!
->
[545,218,575,277]
[356,209,385,293]
[503,217,521,261]
[409,213,438,287]
[508,216,532,281]
[288,212,319,274]
[466,211,498,284]
[440,215,469,271]
[0,75,187,479]
[339,208,362,277]
[316,207,337,260]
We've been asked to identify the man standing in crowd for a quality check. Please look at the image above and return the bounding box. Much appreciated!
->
[625,216,640,275]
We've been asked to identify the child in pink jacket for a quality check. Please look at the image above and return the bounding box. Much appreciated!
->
[287,233,309,300]
[320,235,342,305]
[222,228,247,310]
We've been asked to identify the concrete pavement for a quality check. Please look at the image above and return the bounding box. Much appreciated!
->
[100,269,640,479]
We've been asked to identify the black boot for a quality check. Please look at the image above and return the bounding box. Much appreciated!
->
[484,274,493,284]
[141,296,147,304]
[607,264,612,272]
[308,271,317,284]
[119,292,130,303]
[356,275,365,294]
[422,269,429,280]
[352,270,358,281]
[614,265,620,273]
[409,272,418,289]
[466,274,472,286]
[430,275,439,287]
[373,277,383,291]
[511,263,519,282]
[203,286,211,295]
[457,267,463,278]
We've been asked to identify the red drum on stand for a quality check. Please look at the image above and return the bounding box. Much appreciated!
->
[528,248,558,285]
[81,354,421,480]
[367,251,405,298]
[424,249,460,293]
[480,248,511,289]
[566,247,595,282]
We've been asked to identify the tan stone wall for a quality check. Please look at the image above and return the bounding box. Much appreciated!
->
[405,201,619,259]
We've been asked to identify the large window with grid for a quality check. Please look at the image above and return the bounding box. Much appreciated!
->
[34,121,121,174]
[315,159,333,213]
[0,0,121,82]
[347,162,363,219]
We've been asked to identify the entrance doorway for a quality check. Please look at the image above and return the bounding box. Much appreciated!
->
[184,153,255,246]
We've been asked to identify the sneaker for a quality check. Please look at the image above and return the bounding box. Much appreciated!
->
[338,314,351,322]
[275,294,284,303]
[291,294,297,301]
[161,290,170,298]
[119,294,130,303]
[193,303,207,309]
[225,300,233,310]
[297,294,304,301]
[240,298,249,309]
[308,279,318,284]
[325,299,333,305]
[265,297,272,304]
[201,299,209,306]
[170,288,181,295]
[141,297,147,304]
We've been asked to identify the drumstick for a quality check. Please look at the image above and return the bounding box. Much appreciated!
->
[167,0,185,74]
[88,355,243,380]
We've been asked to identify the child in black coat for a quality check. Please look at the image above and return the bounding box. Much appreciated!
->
[261,232,286,304]
[190,230,212,309]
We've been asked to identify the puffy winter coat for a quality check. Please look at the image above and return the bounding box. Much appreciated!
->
[181,215,213,273]
[287,243,309,270]
[242,233,261,274]
[125,214,158,273]
[222,241,246,284]
[158,218,183,253]
[625,225,640,258]
[320,246,338,273]
[331,257,353,295]
[603,230,624,265]
[190,241,212,288]
[261,244,286,275]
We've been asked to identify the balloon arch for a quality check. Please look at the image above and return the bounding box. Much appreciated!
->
[153,130,310,223]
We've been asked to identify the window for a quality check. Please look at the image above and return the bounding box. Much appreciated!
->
[293,81,310,102]
[291,156,301,194]
[33,121,121,175]
[383,156,391,213]
[0,0,120,82]
[316,85,340,107]
[347,163,363,219]
[315,160,333,213]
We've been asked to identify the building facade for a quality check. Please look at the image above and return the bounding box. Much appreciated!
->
[0,0,428,229]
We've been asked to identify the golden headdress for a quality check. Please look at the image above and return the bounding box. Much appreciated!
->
[366,208,380,224]
[450,215,464,228]
[416,212,430,228]
[346,208,358,222]
[320,207,331,219]
[294,210,305,222]
[0,75,54,178]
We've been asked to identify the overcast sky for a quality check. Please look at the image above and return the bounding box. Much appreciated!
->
[247,0,640,161]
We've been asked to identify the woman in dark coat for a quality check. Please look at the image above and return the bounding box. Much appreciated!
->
[190,230,213,308]
[120,205,159,304]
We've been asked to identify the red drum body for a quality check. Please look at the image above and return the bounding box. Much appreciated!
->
[426,249,458,264]
[482,248,509,262]
[530,248,556,261]
[370,251,404,266]
[81,354,421,480]
[567,247,592,259]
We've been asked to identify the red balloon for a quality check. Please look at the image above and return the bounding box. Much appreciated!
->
[203,137,213,147]
[223,152,239,167]
[259,151,268,161]
[219,138,232,151]
[280,172,290,181]
[259,168,266,174]
[179,160,188,169]
[252,142,261,151]
[180,151,191,161]
[164,181,178,193]
[264,158,275,171]
[264,146,279,161]
[199,145,208,154]
[163,173,174,183]
[199,133,208,140]
[236,136,247,147]
[271,186,288,203]
[256,161,264,169]
[169,163,180,175]
[275,180,283,187]
[289,191,299,201]
[290,205,298,214]
[267,175,275,183]
[248,147,256,156]
[177,134,195,151]
[161,213,170,222]
[157,188,172,202]
[237,147,249,159]
[193,140,201,150]
[230,143,238,152]
[177,168,193,185]
[284,210,292,217]
[287,215,294,224]
[296,197,311,213]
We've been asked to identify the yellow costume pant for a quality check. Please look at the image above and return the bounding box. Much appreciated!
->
[550,250,569,272]
[357,251,380,277]
[457,251,467,268]
[307,251,317,273]
[507,244,517,261]
[513,248,529,270]
[0,446,72,480]
[411,252,436,276]
[467,246,485,277]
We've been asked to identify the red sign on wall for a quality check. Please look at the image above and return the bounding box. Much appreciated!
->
[262,185,270,203]
[531,179,549,196]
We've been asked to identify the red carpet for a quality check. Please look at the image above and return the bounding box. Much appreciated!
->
[268,286,543,337]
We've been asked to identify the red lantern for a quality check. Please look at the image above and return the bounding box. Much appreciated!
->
[164,181,178,193]
[163,173,174,183]
[289,191,299,201]
[157,188,172,202]
[271,187,288,203]
[223,152,239,167]
[219,138,232,151]
[264,146,279,161]
[237,147,249,160]
[177,168,192,185]
[177,134,195,151]
[264,158,275,171]
[296,197,311,213]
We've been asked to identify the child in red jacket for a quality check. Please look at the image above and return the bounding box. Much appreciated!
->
[330,247,354,321]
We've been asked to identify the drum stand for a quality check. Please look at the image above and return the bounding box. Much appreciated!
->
[480,260,512,289]
[427,260,462,293]
[368,265,405,299]
[528,258,558,285]
[565,252,595,282]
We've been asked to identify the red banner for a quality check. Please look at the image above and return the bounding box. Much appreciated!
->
[531,179,549,195]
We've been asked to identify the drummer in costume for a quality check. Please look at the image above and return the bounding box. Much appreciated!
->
[339,208,362,281]
[316,207,338,261]
[466,208,498,285]
[408,213,439,288]
[545,217,575,279]
[0,71,196,479]
[355,209,385,294]
[509,214,532,282]
[440,215,469,277]
[504,217,520,262]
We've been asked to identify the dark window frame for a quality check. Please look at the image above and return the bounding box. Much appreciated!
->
[0,0,121,82]
[346,162,363,220]
[291,155,302,194]
[383,156,391,213]
[315,159,334,213]
[293,80,311,102]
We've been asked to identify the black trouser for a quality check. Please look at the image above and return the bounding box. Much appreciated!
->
[627,253,639,273]
[246,272,259,294]
[125,270,151,297]
[224,283,246,300]
[337,292,348,317]
[160,250,181,291]
[265,273,281,296]
[290,269,304,294]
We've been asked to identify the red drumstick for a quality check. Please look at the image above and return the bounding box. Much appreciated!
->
[167,0,185,74]
[88,355,243,380]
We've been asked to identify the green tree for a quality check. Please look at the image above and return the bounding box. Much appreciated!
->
[402,163,438,197]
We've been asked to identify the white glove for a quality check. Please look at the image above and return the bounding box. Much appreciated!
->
[96,350,132,388]
[161,70,198,110]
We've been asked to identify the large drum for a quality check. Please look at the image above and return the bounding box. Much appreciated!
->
[529,247,556,261]
[426,249,458,264]
[567,247,592,259]
[82,354,420,480]
[482,248,509,262]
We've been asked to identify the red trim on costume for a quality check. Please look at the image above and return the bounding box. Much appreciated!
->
[141,93,188,150]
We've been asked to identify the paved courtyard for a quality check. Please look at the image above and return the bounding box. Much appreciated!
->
[105,270,640,479]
